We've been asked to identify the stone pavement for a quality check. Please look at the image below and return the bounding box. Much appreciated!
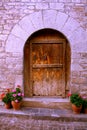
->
[0,106,87,130]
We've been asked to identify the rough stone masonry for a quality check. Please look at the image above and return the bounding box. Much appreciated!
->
[0,1,87,130]
[0,0,87,96]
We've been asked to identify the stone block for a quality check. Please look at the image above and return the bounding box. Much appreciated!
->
[50,3,64,10]
[19,16,36,35]
[0,35,7,41]
[6,34,24,53]
[43,10,57,28]
[36,3,49,9]
[11,24,29,41]
[59,0,71,2]
[72,77,87,84]
[55,12,68,30]
[29,11,44,29]
[71,63,83,71]
[69,27,87,45]
[37,0,58,2]
[62,17,80,37]
[72,0,81,3]
[15,75,23,88]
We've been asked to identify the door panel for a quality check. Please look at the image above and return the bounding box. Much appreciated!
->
[31,42,65,97]
[32,68,64,96]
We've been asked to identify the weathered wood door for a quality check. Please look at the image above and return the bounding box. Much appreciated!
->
[24,30,66,98]
[24,29,66,97]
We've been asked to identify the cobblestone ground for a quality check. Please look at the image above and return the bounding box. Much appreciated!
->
[0,107,87,130]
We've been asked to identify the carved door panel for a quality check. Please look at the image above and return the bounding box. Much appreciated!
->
[31,41,66,97]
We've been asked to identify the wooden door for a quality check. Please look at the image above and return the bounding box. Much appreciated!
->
[30,40,66,97]
[24,30,66,98]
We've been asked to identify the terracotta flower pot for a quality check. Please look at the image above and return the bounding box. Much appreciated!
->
[5,102,12,109]
[84,108,87,114]
[11,101,21,110]
[72,104,82,114]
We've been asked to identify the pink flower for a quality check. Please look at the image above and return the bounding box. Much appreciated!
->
[15,99,18,103]
[13,94,16,97]
[18,93,21,96]
[82,96,87,100]
[17,85,21,88]
[22,93,24,97]
[12,89,16,92]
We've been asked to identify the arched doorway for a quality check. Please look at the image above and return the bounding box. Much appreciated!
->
[24,29,70,98]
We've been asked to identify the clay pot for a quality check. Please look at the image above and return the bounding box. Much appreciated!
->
[72,104,82,114]
[11,101,21,110]
[5,102,12,109]
[84,108,87,114]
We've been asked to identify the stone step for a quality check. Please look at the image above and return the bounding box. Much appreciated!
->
[22,97,71,109]
[0,106,87,130]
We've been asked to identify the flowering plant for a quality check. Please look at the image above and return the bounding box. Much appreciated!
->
[0,88,11,104]
[11,85,24,103]
[81,96,87,109]
[68,93,83,107]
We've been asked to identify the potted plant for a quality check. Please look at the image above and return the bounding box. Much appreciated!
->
[83,100,87,113]
[1,89,12,109]
[10,85,24,110]
[81,96,87,114]
[69,93,83,114]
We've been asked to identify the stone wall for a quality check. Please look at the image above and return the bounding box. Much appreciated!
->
[0,0,87,95]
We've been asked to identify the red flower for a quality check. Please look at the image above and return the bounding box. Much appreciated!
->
[67,93,72,97]
[0,93,5,100]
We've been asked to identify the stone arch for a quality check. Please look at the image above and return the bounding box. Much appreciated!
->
[6,10,86,54]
